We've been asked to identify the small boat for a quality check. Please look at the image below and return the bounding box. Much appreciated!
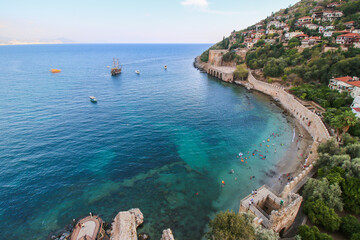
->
[111,58,122,76]
[164,65,167,70]
[135,70,140,75]
[89,96,97,103]
[50,69,61,73]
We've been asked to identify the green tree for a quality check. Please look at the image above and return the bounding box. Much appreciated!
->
[341,177,360,214]
[331,111,358,141]
[297,225,333,240]
[206,211,256,240]
[303,200,341,232]
[233,64,249,80]
[200,50,210,62]
[340,215,360,239]
[302,178,343,211]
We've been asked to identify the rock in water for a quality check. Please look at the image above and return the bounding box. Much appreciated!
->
[110,208,144,240]
[138,232,150,240]
[160,228,175,240]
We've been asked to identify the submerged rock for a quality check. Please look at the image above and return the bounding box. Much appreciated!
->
[111,208,144,240]
[138,232,150,240]
[160,228,175,240]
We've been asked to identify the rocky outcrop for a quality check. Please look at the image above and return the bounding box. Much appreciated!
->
[110,208,144,240]
[160,228,175,240]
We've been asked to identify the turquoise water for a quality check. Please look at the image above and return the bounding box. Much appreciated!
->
[0,44,293,239]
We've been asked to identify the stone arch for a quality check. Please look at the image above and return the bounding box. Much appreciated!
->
[220,73,223,79]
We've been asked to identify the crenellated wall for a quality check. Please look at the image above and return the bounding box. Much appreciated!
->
[248,71,330,142]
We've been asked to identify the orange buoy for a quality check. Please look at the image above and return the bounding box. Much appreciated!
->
[50,69,61,73]
[241,159,244,162]
[221,180,225,184]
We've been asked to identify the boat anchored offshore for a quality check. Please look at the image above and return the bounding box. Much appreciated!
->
[111,58,122,76]
[135,70,140,75]
[89,96,97,103]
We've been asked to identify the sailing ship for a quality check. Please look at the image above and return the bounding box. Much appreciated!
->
[111,58,122,76]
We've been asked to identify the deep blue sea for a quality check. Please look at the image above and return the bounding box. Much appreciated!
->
[0,44,293,239]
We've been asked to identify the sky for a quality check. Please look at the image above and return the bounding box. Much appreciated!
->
[0,0,299,43]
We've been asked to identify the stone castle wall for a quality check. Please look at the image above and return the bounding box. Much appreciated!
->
[269,193,303,232]
[248,71,330,142]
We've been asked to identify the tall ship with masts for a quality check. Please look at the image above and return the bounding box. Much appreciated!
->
[111,58,122,76]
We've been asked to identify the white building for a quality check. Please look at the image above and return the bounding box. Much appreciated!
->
[284,31,304,40]
[323,31,333,37]
[329,76,360,98]
[351,96,360,118]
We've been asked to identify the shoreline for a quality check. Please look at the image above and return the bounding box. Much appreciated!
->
[194,57,315,196]
[265,115,313,195]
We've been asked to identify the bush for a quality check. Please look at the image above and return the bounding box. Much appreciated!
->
[297,225,333,240]
[233,64,248,80]
[222,51,237,62]
[340,215,360,239]
[200,50,209,62]
[303,200,341,232]
[206,211,256,240]
[352,233,360,240]
[302,178,343,211]
[342,177,360,214]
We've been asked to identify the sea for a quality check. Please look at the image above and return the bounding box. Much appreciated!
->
[0,44,293,239]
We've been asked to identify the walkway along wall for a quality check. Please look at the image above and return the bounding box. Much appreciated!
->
[248,71,330,143]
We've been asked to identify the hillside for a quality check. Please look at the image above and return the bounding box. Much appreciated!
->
[200,0,360,84]
[199,0,360,136]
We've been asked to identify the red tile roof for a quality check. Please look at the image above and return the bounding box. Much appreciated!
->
[338,33,360,38]
[335,76,353,82]
[299,16,313,20]
[295,34,309,38]
[353,108,360,112]
[334,76,360,87]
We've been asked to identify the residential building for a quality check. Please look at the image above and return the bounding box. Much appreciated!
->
[303,23,319,30]
[267,20,282,29]
[311,12,323,21]
[327,2,340,8]
[328,76,360,98]
[326,25,335,30]
[284,31,304,40]
[336,33,360,45]
[295,33,309,40]
[351,97,360,118]
[352,29,360,34]
[322,11,343,21]
[298,16,313,24]
[301,37,322,47]
[344,21,355,28]
[323,31,334,37]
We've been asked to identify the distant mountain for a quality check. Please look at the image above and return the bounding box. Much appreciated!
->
[0,37,76,45]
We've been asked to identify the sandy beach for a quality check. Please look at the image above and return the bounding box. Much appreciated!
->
[263,112,313,195]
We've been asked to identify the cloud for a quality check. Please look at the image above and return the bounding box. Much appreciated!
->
[181,0,208,8]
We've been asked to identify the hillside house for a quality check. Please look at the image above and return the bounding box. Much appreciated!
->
[329,76,360,98]
[351,97,360,118]
[344,21,355,28]
[322,11,343,21]
[302,36,321,47]
[336,33,360,46]
[282,24,290,32]
[327,2,340,8]
[323,31,334,37]
[285,31,304,40]
[312,12,323,21]
[352,29,360,34]
[298,16,313,24]
[267,20,282,29]
[303,23,319,30]
[295,33,309,40]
